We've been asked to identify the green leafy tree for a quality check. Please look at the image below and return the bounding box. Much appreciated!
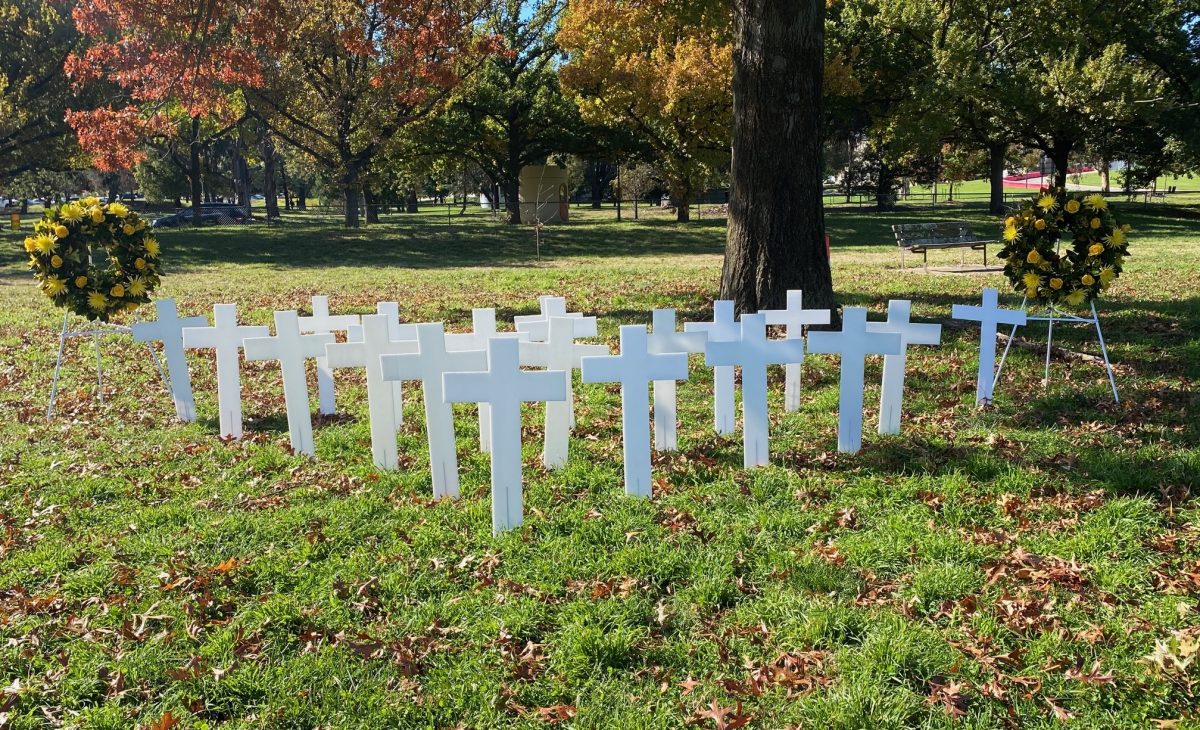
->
[0,0,80,181]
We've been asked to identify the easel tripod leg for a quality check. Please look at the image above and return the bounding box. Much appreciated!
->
[1091,301,1119,402]
[1043,307,1055,387]
[94,331,104,403]
[48,311,70,420]
[993,296,1027,391]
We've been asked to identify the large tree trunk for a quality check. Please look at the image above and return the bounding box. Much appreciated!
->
[1099,158,1110,194]
[987,140,1007,215]
[1049,144,1071,189]
[875,159,896,211]
[405,188,419,214]
[189,115,203,227]
[343,181,361,228]
[719,0,833,315]
[280,157,292,210]
[503,176,521,225]
[364,188,381,223]
[296,183,306,210]
[260,128,280,219]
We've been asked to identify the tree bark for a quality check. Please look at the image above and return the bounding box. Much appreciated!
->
[343,180,361,228]
[1099,158,1110,194]
[364,188,381,223]
[189,115,203,227]
[1049,144,1071,189]
[719,0,833,315]
[503,176,521,225]
[405,188,419,214]
[987,140,1007,215]
[280,157,292,210]
[295,184,306,210]
[260,128,280,219]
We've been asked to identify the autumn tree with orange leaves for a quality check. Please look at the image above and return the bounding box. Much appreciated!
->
[65,0,260,225]
[244,0,499,227]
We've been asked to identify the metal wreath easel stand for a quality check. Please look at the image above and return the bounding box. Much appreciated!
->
[47,310,171,419]
[992,295,1119,402]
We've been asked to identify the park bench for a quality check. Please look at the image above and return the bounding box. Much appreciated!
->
[892,221,996,271]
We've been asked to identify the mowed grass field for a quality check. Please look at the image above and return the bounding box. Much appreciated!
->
[1,203,1198,728]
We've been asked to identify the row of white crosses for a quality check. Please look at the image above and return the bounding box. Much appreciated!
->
[129,288,1024,534]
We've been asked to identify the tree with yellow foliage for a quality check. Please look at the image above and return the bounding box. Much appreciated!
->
[558,1,733,222]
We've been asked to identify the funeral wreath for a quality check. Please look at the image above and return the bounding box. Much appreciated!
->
[997,189,1131,307]
[25,198,162,322]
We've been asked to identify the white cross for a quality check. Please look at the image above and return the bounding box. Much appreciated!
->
[182,304,269,439]
[705,314,806,467]
[131,298,207,422]
[865,300,942,435]
[519,316,608,468]
[514,295,587,342]
[373,301,420,429]
[581,325,688,496]
[807,307,902,454]
[760,290,831,412]
[380,323,487,499]
[298,295,360,415]
[684,300,739,435]
[444,337,567,535]
[647,308,706,452]
[325,314,417,470]
[243,311,334,456]
[952,288,1027,406]
[445,308,529,453]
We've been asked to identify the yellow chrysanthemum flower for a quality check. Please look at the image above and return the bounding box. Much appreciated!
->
[144,238,160,258]
[89,207,105,224]
[60,204,84,223]
[50,255,63,268]
[134,258,146,270]
[33,234,57,255]
[1005,216,1016,227]
[1025,286,1039,298]
[1099,267,1116,286]
[1026,250,1042,264]
[1049,278,1063,290]
[1037,194,1056,211]
[1121,223,1132,233]
[1065,199,1081,214]
[1084,193,1108,211]
[1088,243,1104,257]
[1081,274,1095,286]
[1003,226,1019,242]
[43,276,67,296]
[74,275,88,288]
[1022,272,1041,290]
[127,276,148,297]
[87,291,108,312]
[1089,217,1101,230]
[106,202,129,217]
[122,224,135,235]
[1064,289,1087,307]
[110,284,125,298]
[80,196,99,207]
[1105,228,1126,247]
[53,224,69,239]
[1034,218,1047,231]
[23,237,36,253]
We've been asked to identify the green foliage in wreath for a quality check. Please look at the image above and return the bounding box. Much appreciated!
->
[997,189,1131,308]
[24,197,162,322]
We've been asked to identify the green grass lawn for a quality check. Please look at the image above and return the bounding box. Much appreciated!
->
[2,204,1199,728]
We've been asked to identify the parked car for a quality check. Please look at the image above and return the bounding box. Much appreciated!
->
[152,203,251,228]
